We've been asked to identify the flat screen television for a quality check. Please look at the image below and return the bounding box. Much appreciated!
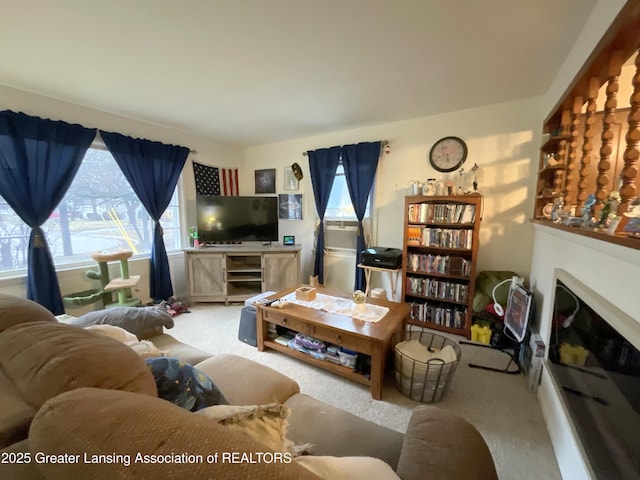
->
[196,195,278,244]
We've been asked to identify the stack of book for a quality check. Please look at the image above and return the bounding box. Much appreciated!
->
[406,253,471,276]
[408,203,476,224]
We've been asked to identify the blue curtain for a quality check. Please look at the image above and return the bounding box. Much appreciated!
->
[307,146,341,284]
[341,141,381,291]
[101,131,189,301]
[0,111,96,313]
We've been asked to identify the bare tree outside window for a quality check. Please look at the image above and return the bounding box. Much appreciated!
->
[0,147,181,274]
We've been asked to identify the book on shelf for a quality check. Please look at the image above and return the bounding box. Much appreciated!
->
[407,202,476,224]
[274,333,295,346]
[420,228,473,249]
[405,276,469,302]
[406,226,423,245]
[408,301,467,329]
[460,204,476,223]
[406,253,471,277]
[405,228,473,249]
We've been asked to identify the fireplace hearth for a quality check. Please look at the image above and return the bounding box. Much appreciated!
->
[547,276,640,479]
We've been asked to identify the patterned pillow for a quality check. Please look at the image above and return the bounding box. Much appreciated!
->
[145,357,227,411]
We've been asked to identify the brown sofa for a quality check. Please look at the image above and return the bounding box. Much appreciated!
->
[0,294,498,480]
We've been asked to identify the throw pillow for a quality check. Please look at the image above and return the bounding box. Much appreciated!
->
[294,456,401,480]
[145,357,227,411]
[69,306,174,339]
[197,403,311,455]
[85,324,167,359]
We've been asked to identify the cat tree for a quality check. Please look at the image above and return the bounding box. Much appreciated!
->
[63,249,141,308]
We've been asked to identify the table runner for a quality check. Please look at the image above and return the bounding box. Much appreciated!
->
[281,292,389,323]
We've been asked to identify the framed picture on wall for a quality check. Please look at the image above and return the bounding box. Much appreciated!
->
[284,166,299,190]
[278,194,303,220]
[255,168,276,194]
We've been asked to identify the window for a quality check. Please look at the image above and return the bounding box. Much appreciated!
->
[324,163,372,220]
[322,163,375,252]
[0,146,181,274]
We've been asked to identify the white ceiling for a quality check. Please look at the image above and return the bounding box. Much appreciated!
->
[0,0,598,147]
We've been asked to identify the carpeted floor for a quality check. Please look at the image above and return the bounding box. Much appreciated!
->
[169,303,561,480]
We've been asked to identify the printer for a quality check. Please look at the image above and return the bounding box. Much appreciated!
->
[360,246,403,269]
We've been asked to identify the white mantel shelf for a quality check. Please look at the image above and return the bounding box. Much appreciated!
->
[531,220,640,269]
[530,219,640,251]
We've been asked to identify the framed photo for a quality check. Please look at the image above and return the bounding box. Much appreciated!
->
[255,168,276,194]
[284,166,299,191]
[278,194,303,220]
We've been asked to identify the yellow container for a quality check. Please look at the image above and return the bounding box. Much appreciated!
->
[471,324,492,345]
[559,343,588,366]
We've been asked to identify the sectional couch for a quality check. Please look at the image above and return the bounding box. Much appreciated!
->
[0,293,497,479]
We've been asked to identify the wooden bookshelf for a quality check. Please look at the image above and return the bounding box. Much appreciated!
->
[402,195,482,338]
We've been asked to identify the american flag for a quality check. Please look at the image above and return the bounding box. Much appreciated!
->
[193,162,239,196]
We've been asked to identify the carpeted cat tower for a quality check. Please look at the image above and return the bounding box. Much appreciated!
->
[63,249,141,309]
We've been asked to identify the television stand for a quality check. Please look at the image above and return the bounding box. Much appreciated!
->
[460,340,522,375]
[185,245,301,305]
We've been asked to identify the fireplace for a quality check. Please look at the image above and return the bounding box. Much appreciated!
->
[546,271,640,479]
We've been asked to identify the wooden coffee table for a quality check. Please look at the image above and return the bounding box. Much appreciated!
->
[255,286,409,400]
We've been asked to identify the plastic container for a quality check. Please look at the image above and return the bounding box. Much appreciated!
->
[338,348,358,368]
[393,327,462,403]
[559,343,588,366]
[470,324,492,345]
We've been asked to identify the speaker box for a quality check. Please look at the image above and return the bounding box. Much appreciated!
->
[238,306,257,347]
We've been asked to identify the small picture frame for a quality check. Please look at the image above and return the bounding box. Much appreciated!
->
[284,166,299,191]
[278,194,303,220]
[283,235,295,245]
[255,168,276,194]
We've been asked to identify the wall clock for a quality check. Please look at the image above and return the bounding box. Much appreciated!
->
[428,136,468,172]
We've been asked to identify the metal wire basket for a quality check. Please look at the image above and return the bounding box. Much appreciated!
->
[393,327,462,403]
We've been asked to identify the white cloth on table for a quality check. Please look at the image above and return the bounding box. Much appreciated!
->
[281,293,389,323]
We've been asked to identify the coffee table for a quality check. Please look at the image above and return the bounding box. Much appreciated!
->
[255,286,409,400]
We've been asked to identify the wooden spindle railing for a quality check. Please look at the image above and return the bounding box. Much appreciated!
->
[555,110,571,194]
[619,50,640,214]
[564,97,583,206]
[576,79,600,212]
[534,0,640,250]
[595,52,624,218]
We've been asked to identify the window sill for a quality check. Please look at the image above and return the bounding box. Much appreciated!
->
[0,250,186,284]
[530,219,640,251]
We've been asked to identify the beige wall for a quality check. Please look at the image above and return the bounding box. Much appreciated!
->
[245,96,545,293]
[4,84,547,304]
